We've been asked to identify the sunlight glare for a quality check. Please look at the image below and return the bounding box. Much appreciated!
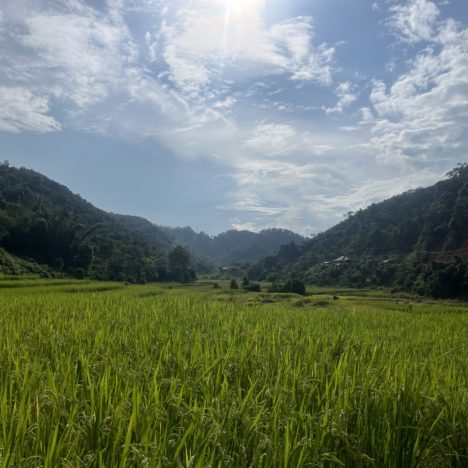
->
[220,0,267,51]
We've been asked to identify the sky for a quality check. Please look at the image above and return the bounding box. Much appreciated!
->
[0,0,467,235]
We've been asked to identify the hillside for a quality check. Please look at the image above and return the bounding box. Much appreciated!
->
[249,164,468,298]
[162,226,305,266]
[0,163,194,283]
[0,163,303,280]
[113,217,214,274]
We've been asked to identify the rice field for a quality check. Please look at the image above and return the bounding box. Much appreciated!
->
[0,278,467,467]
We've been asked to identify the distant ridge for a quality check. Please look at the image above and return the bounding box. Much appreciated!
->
[161,226,304,266]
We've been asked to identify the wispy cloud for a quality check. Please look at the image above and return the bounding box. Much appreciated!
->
[362,6,468,168]
[389,0,440,43]
[0,87,61,133]
[159,0,335,100]
[1,0,135,111]
[324,81,358,114]
[304,169,441,218]
[244,123,298,157]
[0,0,466,234]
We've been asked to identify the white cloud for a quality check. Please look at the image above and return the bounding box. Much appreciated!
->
[218,158,360,234]
[1,0,135,110]
[242,121,338,160]
[305,170,441,218]
[244,123,298,157]
[231,219,260,232]
[215,146,452,234]
[269,17,335,85]
[0,0,336,152]
[362,11,468,167]
[0,87,61,133]
[0,0,465,235]
[213,96,237,110]
[389,0,440,43]
[160,1,335,98]
[324,81,358,114]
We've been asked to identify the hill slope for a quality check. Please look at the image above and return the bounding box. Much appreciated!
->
[162,226,305,266]
[249,165,468,298]
[0,163,191,282]
[0,163,303,279]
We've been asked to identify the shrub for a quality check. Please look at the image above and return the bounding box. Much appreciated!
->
[269,279,306,296]
[244,283,261,292]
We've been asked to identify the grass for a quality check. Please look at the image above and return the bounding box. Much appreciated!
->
[0,279,467,466]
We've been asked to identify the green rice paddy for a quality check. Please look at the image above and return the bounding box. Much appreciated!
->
[0,278,467,466]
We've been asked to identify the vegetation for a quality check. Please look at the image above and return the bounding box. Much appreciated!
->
[0,247,53,276]
[250,164,468,298]
[0,163,199,283]
[269,278,306,296]
[0,278,467,466]
[0,164,303,283]
[1,162,468,297]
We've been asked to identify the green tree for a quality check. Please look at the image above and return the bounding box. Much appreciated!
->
[168,246,196,283]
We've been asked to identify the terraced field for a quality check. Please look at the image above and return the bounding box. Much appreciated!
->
[0,277,467,466]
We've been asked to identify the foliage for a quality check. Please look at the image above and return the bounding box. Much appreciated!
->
[0,164,197,283]
[269,278,306,295]
[243,282,261,292]
[167,246,196,283]
[0,246,53,276]
[230,278,238,289]
[0,280,466,465]
[250,165,468,298]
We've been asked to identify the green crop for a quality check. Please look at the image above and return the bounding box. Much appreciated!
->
[0,281,467,466]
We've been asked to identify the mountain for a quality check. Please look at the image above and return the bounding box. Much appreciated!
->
[0,163,303,281]
[248,164,468,298]
[113,217,213,274]
[162,226,305,266]
[0,163,194,283]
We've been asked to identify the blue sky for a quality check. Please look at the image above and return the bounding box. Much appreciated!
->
[0,0,467,235]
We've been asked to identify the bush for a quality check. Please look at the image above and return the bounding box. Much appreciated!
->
[244,283,261,292]
[269,279,306,296]
[72,268,86,279]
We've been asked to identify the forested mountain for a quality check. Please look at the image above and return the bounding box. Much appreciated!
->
[249,165,468,298]
[113,216,214,274]
[3,161,466,297]
[0,163,195,282]
[0,163,302,280]
[162,226,305,266]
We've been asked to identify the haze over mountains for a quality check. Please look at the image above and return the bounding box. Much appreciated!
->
[161,227,304,266]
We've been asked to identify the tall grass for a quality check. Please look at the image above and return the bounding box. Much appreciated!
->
[0,285,467,466]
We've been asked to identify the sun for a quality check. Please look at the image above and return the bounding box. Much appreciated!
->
[216,0,267,52]
[213,0,266,17]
